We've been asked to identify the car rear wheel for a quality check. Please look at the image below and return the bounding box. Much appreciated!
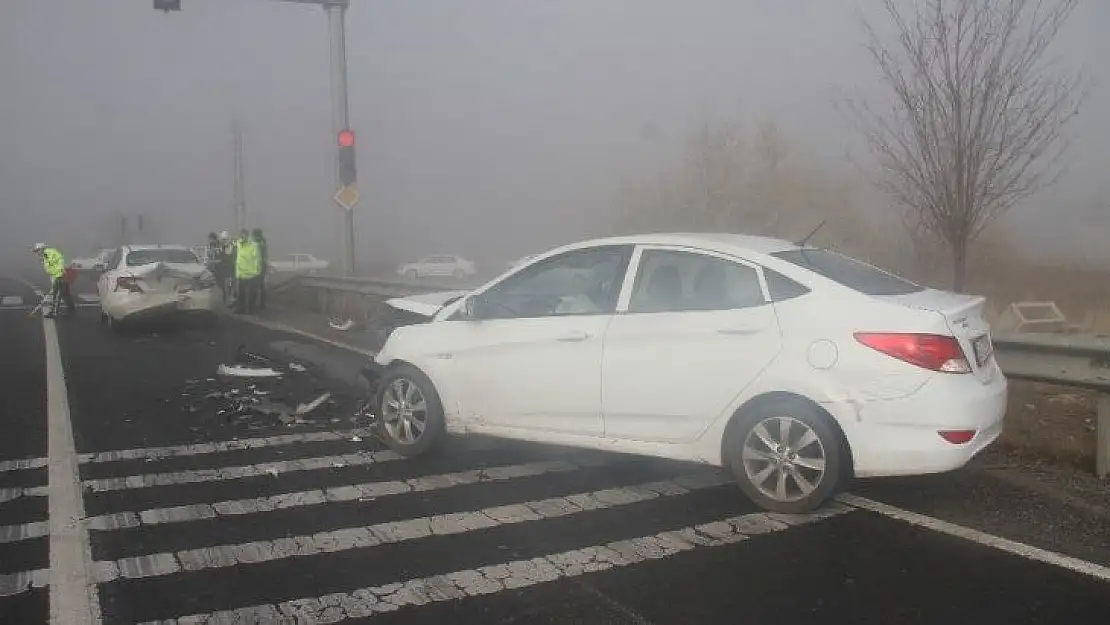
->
[724,398,843,514]
[376,365,446,457]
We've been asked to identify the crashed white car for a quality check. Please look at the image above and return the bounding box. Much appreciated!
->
[96,244,219,330]
[362,233,1007,513]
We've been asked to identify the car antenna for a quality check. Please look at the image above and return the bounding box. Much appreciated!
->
[794,220,826,247]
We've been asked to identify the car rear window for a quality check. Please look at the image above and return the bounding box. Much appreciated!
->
[771,249,923,296]
[126,248,200,266]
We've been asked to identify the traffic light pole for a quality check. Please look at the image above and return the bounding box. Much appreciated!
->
[325,0,356,276]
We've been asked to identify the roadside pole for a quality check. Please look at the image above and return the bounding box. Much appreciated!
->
[326,0,357,276]
[233,120,246,233]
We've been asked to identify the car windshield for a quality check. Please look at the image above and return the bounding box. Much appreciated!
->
[772,248,923,296]
[126,248,200,266]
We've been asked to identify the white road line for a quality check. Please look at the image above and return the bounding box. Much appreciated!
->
[232,315,377,357]
[838,494,1110,583]
[77,428,376,464]
[0,456,49,472]
[0,569,49,598]
[0,521,49,544]
[82,450,400,493]
[76,294,99,303]
[152,503,854,624]
[94,471,735,583]
[43,318,101,624]
[1,295,23,306]
[84,458,603,530]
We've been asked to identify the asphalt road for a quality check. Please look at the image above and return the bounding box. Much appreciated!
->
[2,273,1109,624]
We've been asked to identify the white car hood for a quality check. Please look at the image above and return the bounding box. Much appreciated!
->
[385,290,469,317]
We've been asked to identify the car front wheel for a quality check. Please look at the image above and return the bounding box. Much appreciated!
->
[724,398,843,514]
[376,365,446,457]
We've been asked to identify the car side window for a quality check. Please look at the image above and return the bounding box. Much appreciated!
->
[473,245,633,319]
[627,250,767,313]
[764,268,810,302]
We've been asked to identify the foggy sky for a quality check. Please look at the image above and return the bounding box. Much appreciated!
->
[1,0,1107,273]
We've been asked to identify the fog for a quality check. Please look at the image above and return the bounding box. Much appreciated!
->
[1,0,1106,276]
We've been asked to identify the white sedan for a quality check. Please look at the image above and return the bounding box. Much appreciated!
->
[96,244,219,331]
[397,255,476,280]
[362,232,1007,513]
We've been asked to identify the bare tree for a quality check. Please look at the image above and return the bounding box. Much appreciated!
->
[845,0,1085,291]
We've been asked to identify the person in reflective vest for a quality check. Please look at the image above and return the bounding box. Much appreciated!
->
[234,229,262,314]
[32,242,75,318]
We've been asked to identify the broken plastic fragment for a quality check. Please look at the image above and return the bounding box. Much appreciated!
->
[295,392,332,416]
[217,364,282,378]
[289,363,307,372]
[350,435,362,442]
[328,318,354,331]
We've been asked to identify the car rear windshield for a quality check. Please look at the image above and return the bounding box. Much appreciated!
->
[771,249,923,296]
[126,249,199,266]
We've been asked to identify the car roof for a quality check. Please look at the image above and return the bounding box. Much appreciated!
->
[558,232,802,257]
[122,244,196,254]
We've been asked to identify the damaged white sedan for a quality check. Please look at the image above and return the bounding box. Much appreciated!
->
[96,244,219,331]
[362,233,1007,513]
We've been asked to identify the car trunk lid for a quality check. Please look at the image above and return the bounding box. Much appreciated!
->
[129,261,212,294]
[875,289,995,383]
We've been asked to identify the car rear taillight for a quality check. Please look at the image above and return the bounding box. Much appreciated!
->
[938,429,976,444]
[854,332,971,373]
[115,276,143,293]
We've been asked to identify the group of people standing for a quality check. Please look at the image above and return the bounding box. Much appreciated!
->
[204,228,268,315]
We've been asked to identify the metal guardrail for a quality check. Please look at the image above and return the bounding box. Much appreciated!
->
[278,275,1109,478]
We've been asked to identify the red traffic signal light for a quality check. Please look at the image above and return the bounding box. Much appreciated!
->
[337,130,355,148]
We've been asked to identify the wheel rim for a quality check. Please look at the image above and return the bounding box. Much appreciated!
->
[379,377,428,445]
[741,415,827,503]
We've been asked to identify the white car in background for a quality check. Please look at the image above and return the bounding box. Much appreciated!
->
[397,255,476,280]
[505,254,537,271]
[96,244,218,331]
[73,249,114,271]
[363,232,1006,513]
[268,253,329,274]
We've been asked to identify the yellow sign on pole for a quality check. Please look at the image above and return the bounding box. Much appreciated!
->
[333,185,359,210]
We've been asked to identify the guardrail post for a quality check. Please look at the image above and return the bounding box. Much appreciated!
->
[1099,393,1110,479]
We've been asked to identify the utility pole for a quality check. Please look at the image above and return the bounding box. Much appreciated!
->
[233,120,246,233]
[326,0,356,275]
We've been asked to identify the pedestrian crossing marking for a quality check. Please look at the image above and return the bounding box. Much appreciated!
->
[1,295,23,306]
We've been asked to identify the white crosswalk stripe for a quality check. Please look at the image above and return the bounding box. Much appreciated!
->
[0,295,23,306]
[1,429,864,618]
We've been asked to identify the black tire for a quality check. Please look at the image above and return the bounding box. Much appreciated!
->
[375,364,447,458]
[723,397,844,514]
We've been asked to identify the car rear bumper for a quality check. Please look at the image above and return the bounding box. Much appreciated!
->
[845,365,1008,477]
[107,289,217,321]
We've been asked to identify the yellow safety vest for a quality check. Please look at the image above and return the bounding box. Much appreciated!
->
[42,248,65,279]
[235,240,261,279]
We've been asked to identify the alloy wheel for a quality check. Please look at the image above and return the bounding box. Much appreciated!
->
[741,415,828,503]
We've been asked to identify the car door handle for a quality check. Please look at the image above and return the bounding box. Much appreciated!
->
[556,331,589,342]
[717,327,759,335]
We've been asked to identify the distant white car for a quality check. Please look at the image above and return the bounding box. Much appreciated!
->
[363,232,1007,514]
[397,255,476,280]
[96,245,218,331]
[505,255,537,271]
[269,253,329,274]
[73,249,114,271]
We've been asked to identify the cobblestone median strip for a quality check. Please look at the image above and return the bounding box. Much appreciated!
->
[97,471,738,584]
[83,457,606,530]
[146,503,855,624]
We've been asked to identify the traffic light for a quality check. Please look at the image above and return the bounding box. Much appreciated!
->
[153,0,181,11]
[337,130,357,187]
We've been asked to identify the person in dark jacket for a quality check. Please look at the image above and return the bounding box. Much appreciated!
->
[252,228,269,310]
